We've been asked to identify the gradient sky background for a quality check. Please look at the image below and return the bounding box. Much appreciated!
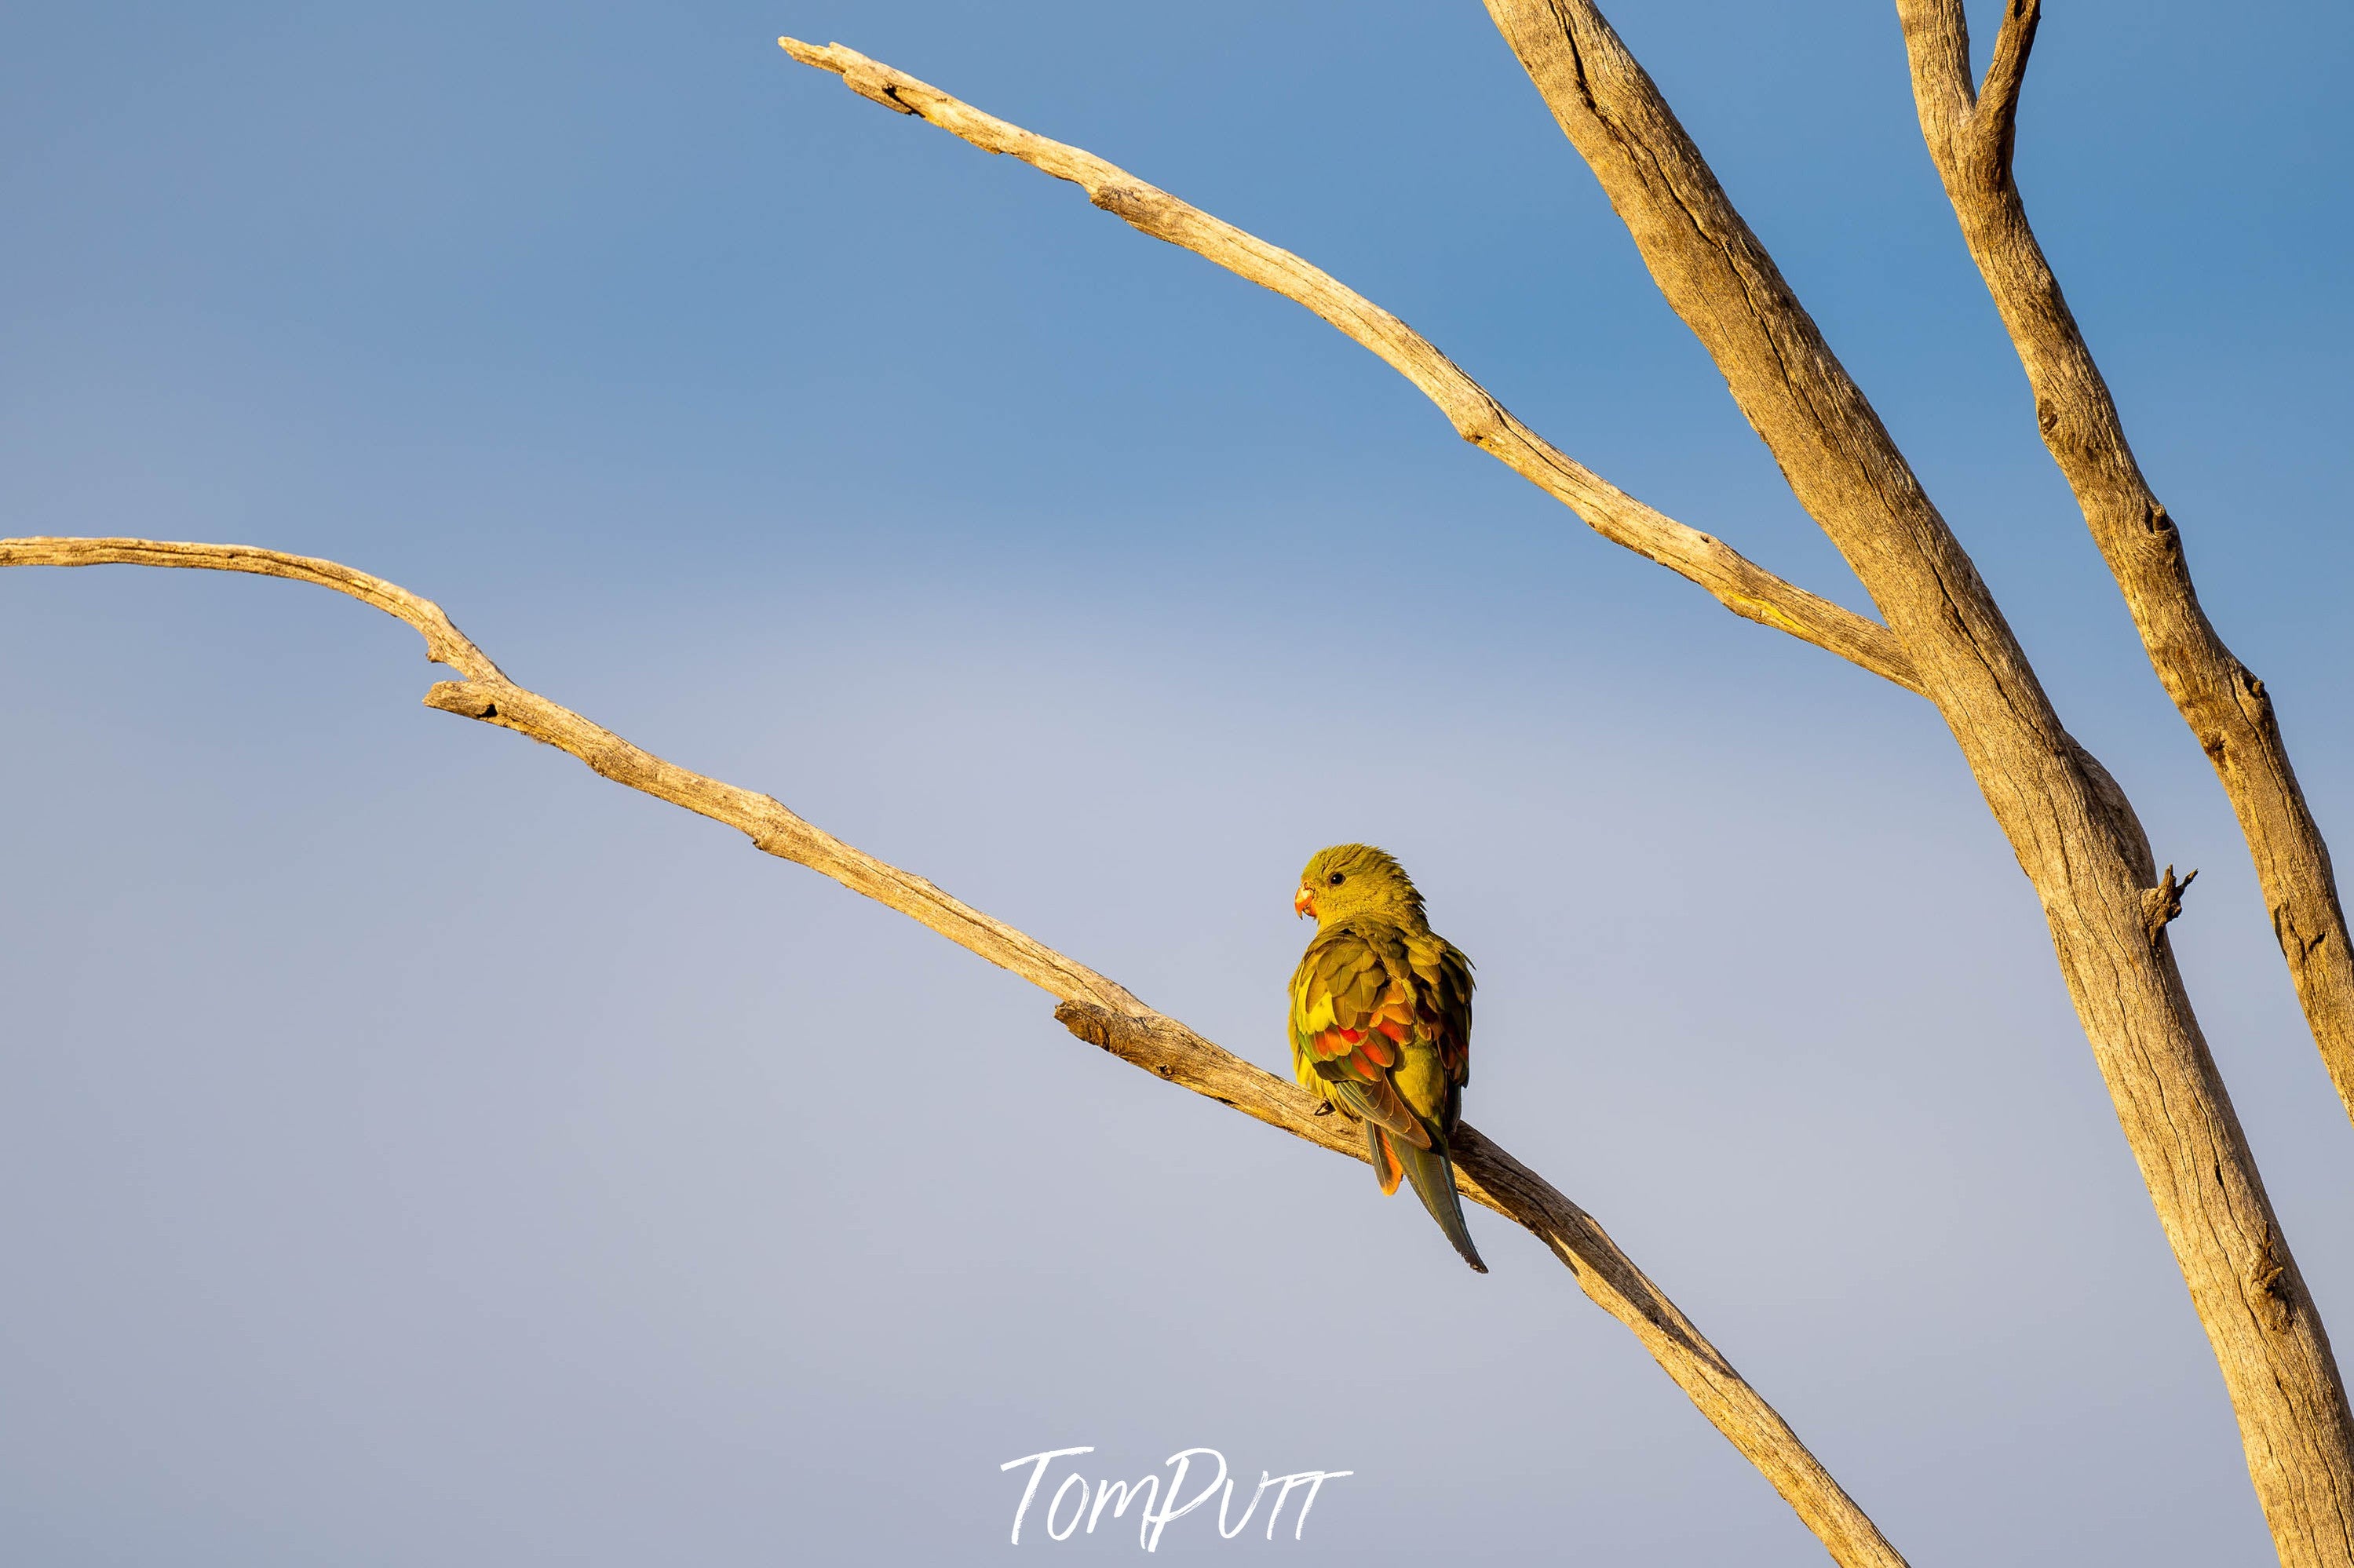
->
[5,2,2352,1563]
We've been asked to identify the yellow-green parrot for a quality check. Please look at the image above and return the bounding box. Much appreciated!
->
[1290,844,1486,1274]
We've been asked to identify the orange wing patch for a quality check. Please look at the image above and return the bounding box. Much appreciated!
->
[1308,978,1420,1080]
[1309,1024,1400,1080]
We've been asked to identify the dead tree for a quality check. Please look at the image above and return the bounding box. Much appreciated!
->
[757,3,2354,1562]
[8,6,2351,1565]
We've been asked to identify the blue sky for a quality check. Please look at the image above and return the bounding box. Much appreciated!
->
[3,2,2351,1562]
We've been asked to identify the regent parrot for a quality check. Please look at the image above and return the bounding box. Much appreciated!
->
[1290,844,1486,1274]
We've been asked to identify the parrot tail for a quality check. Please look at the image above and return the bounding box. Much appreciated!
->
[1396,1134,1487,1274]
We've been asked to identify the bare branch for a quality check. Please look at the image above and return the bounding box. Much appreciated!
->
[1893,0,2354,1133]
[1482,4,2354,1560]
[1,534,1911,1568]
[776,38,1921,695]
[1976,0,2043,176]
[1897,0,1978,111]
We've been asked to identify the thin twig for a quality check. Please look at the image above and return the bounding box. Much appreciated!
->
[775,38,1920,696]
[1,534,1911,1568]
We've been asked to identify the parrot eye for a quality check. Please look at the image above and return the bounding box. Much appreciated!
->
[1327,872,1345,886]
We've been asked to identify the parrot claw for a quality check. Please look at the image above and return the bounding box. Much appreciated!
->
[1312,1099,1334,1117]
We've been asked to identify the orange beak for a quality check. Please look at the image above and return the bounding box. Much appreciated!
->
[1294,885,1316,918]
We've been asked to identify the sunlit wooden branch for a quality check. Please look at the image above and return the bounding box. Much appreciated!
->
[1476,5,2354,1563]
[1895,0,2354,1136]
[0,534,1911,1568]
[775,37,1919,696]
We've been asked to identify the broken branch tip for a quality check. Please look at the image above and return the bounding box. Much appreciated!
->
[776,37,838,72]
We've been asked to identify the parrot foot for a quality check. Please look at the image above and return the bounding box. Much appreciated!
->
[1312,1099,1334,1117]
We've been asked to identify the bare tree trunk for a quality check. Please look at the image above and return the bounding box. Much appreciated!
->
[1480,3,2354,1560]
[1893,0,2354,1130]
[0,534,1912,1568]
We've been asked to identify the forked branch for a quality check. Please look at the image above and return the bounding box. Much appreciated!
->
[1478,5,2354,1562]
[1896,0,2354,1132]
[776,38,1921,695]
[0,534,1909,1568]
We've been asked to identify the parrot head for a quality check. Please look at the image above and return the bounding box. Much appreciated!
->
[1294,843,1427,926]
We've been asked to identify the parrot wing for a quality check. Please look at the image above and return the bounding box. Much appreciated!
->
[1289,921,1433,1150]
[1292,916,1490,1273]
[1404,928,1475,1091]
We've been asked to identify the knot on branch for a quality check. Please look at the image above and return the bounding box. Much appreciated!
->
[841,64,917,115]
[745,811,808,859]
[1057,1000,1161,1065]
[2272,903,2333,965]
[2142,865,2198,943]
[2230,662,2276,732]
[423,680,499,720]
[1054,998,1120,1052]
[1088,183,1158,225]
[2250,1232,2296,1332]
[1056,1000,1192,1081]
